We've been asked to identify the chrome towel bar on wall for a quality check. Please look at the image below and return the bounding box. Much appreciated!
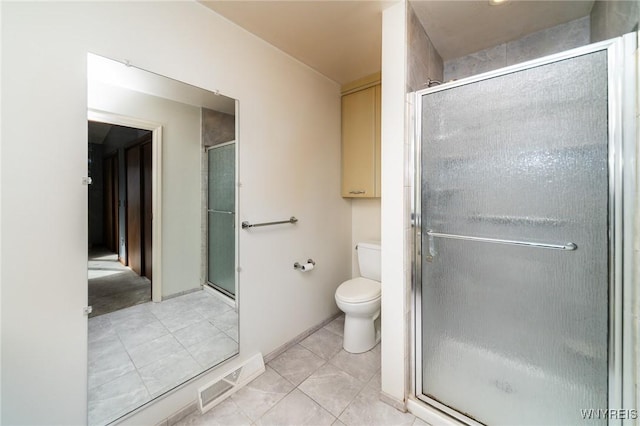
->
[241,216,298,229]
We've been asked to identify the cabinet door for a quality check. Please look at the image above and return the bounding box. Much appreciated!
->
[342,86,376,197]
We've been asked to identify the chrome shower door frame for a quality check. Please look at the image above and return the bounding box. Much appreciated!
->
[412,33,637,426]
[206,140,238,300]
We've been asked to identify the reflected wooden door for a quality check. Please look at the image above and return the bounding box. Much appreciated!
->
[126,145,142,275]
[103,155,116,252]
[142,142,152,280]
[114,155,120,263]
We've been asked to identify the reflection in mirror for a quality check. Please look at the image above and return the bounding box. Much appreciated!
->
[207,141,236,298]
[87,53,238,426]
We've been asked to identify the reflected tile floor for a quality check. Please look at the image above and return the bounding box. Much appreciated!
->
[88,290,238,426]
[88,248,151,317]
[175,316,428,426]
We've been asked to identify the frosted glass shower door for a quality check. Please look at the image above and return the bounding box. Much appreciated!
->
[419,51,609,425]
[207,143,236,298]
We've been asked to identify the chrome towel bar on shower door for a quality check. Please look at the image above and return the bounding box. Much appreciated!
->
[426,230,577,251]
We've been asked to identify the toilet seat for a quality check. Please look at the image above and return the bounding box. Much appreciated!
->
[336,277,381,303]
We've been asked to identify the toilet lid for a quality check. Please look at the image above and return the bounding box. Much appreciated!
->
[336,277,381,303]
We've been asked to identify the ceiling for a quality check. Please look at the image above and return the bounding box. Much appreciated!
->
[201,0,594,85]
[88,121,113,145]
[88,53,236,114]
[201,1,393,85]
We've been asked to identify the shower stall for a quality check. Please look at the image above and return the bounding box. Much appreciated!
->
[207,142,236,298]
[413,35,637,425]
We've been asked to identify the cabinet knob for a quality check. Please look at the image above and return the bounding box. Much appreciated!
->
[349,190,366,194]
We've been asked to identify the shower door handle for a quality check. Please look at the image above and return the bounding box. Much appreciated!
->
[426,230,577,252]
[425,232,436,262]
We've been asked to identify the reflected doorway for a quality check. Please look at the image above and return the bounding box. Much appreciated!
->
[88,121,153,317]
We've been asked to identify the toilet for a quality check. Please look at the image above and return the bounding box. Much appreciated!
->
[335,242,381,353]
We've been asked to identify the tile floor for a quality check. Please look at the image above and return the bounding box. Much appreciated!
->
[88,248,151,317]
[88,290,239,426]
[174,316,429,426]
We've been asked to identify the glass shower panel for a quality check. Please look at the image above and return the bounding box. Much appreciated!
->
[208,210,235,295]
[208,143,235,213]
[207,143,235,297]
[420,51,609,425]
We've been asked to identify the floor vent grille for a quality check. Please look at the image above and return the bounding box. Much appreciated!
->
[197,353,265,414]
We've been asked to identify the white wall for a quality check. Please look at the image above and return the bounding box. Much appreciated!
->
[636,30,640,417]
[1,2,351,424]
[381,1,408,404]
[89,82,202,298]
[351,199,381,277]
[0,1,3,421]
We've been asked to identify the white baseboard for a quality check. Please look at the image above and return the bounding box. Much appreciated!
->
[380,391,407,412]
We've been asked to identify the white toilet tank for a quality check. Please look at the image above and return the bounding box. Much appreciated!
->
[357,242,381,282]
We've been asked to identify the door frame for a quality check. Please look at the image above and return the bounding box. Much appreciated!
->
[411,34,637,425]
[88,109,163,303]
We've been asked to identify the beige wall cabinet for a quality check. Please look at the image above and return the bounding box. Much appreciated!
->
[341,82,381,198]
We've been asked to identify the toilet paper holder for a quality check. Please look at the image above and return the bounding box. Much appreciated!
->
[294,259,316,271]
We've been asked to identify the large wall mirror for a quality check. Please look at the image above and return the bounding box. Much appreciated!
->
[87,53,239,426]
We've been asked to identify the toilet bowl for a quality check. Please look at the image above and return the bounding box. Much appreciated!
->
[335,242,381,353]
